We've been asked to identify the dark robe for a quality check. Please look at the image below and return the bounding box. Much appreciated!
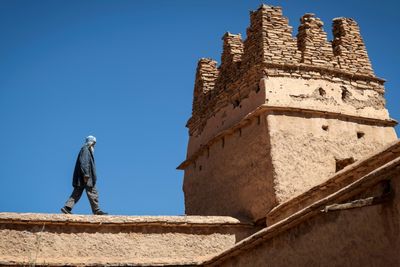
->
[72,145,97,187]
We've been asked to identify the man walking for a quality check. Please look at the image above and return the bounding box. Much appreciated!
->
[61,135,107,215]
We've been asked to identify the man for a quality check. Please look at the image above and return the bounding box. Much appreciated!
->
[61,135,108,215]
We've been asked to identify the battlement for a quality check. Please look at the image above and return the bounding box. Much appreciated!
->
[187,4,380,137]
[181,4,397,222]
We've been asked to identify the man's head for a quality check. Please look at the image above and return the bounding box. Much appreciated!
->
[85,135,97,147]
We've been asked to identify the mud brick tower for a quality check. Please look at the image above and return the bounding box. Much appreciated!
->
[178,5,398,222]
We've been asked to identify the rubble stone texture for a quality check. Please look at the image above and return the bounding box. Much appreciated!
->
[1,4,399,267]
[297,13,334,66]
[180,4,398,221]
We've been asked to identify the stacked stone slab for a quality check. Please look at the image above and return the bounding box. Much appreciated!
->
[215,33,244,114]
[297,13,334,66]
[180,4,397,222]
[220,33,243,72]
[332,17,374,75]
[188,5,379,137]
[242,5,299,69]
[189,58,219,136]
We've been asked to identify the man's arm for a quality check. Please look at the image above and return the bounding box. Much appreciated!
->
[79,147,91,181]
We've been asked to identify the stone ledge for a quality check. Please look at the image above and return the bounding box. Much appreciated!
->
[178,105,397,170]
[0,213,251,227]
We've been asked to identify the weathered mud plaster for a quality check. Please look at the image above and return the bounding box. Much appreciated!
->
[184,116,276,221]
[0,214,258,266]
[261,76,389,119]
[268,114,397,204]
[203,146,400,266]
[180,4,398,222]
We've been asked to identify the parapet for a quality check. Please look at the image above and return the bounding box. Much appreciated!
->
[332,17,373,74]
[187,4,380,137]
[0,213,258,266]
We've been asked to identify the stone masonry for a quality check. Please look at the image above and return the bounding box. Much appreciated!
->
[179,4,398,222]
[0,4,399,267]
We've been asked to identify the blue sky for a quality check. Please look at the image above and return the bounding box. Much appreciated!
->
[0,0,398,215]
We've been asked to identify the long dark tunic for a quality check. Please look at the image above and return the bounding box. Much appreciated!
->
[72,145,97,187]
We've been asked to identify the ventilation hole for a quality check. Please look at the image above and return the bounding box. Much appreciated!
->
[357,131,365,139]
[257,116,261,125]
[322,125,329,131]
[318,87,326,97]
[239,128,242,137]
[222,137,225,148]
[255,84,261,93]
[207,147,210,158]
[199,165,202,171]
[233,100,240,107]
[341,86,350,100]
[335,157,355,172]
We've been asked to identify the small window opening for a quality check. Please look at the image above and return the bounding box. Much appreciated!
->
[239,128,242,137]
[255,84,261,93]
[357,131,365,139]
[233,100,240,108]
[222,137,225,148]
[199,165,202,171]
[207,147,210,158]
[257,116,261,125]
[335,157,355,172]
[322,125,329,131]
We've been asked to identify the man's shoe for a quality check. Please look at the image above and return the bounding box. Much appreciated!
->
[94,210,108,215]
[61,207,72,214]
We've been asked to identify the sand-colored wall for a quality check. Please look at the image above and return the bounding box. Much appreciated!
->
[268,114,398,203]
[0,214,257,266]
[261,76,389,120]
[184,116,275,221]
[182,3,397,226]
[210,174,400,267]
[187,87,265,158]
[184,107,396,221]
[187,5,385,139]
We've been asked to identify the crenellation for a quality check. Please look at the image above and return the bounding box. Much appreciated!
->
[1,4,400,267]
[182,4,397,222]
[242,5,299,68]
[297,13,334,66]
[190,58,219,135]
[220,32,243,68]
[187,5,384,137]
[216,33,244,106]
[332,18,374,75]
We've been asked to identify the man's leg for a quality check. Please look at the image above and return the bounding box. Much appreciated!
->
[64,186,85,212]
[85,185,100,213]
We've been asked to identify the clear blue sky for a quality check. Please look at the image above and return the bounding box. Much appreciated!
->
[0,0,398,215]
